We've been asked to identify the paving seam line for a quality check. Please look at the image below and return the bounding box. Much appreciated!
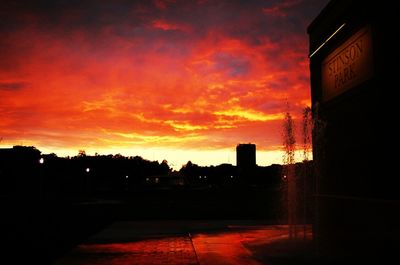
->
[188,232,201,265]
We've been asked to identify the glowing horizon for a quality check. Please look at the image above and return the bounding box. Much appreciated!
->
[0,0,327,170]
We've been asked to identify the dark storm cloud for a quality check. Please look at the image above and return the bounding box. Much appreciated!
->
[1,0,154,37]
[0,0,326,36]
[0,82,28,90]
[213,52,250,78]
[267,77,291,90]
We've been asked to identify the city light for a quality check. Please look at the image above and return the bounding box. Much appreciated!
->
[39,157,44,164]
[86,167,90,173]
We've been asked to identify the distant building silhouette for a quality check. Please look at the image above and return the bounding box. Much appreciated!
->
[236,144,256,182]
[236,143,256,169]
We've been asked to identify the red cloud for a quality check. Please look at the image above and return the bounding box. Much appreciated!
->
[151,19,192,32]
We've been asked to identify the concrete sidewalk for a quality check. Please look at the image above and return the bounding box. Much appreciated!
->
[54,221,312,265]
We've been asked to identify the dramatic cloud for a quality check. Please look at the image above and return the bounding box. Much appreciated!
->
[0,0,329,168]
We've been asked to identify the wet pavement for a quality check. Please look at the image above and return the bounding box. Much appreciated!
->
[54,221,312,265]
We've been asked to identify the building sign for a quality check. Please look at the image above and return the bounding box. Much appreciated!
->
[322,26,373,101]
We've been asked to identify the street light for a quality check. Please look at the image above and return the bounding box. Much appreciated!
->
[38,157,44,200]
[85,167,91,195]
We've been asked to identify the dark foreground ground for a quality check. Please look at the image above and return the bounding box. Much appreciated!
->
[2,187,391,264]
[1,186,285,264]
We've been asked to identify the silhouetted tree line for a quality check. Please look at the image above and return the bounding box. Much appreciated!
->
[0,145,315,202]
[0,146,171,200]
[180,160,284,189]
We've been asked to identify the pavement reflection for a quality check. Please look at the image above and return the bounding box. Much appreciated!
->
[55,221,312,265]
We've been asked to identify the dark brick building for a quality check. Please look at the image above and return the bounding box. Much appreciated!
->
[308,0,399,259]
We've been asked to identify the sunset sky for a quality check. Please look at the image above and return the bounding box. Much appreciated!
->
[0,0,328,169]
